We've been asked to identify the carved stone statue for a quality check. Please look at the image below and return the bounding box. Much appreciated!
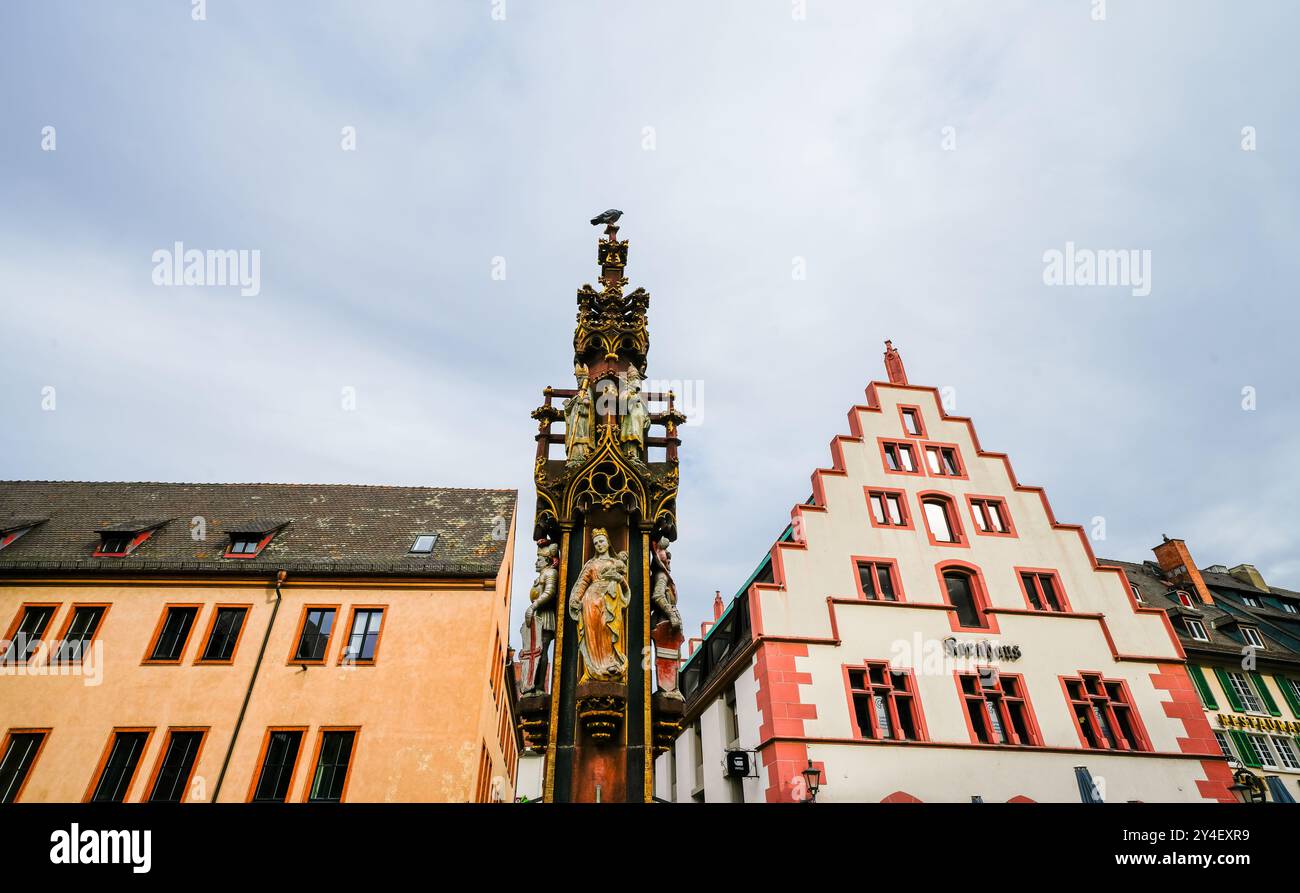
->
[563,364,594,467]
[568,528,631,683]
[650,535,685,699]
[650,536,682,631]
[619,367,651,460]
[519,541,559,695]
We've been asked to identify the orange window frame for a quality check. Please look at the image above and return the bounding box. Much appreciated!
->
[50,602,111,666]
[92,529,155,558]
[143,726,209,802]
[897,404,927,438]
[194,603,252,665]
[83,727,155,802]
[851,555,906,602]
[1,602,61,664]
[841,661,929,742]
[141,603,203,665]
[0,727,51,803]
[954,671,1044,747]
[246,726,309,803]
[935,561,1000,634]
[303,726,361,803]
[287,604,341,666]
[338,605,387,666]
[877,437,924,476]
[1016,567,1071,613]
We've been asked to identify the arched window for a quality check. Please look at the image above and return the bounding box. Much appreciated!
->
[943,567,986,628]
[921,494,962,545]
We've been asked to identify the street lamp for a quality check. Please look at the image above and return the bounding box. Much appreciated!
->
[801,759,822,803]
[1228,767,1266,804]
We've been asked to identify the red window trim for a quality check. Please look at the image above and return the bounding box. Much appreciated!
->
[863,487,914,530]
[876,437,924,477]
[850,555,906,603]
[92,529,155,558]
[919,491,967,548]
[842,661,929,742]
[954,671,1044,747]
[1059,671,1152,753]
[966,494,1017,538]
[897,404,927,438]
[1015,567,1071,613]
[223,532,275,559]
[919,440,968,480]
[934,561,1000,634]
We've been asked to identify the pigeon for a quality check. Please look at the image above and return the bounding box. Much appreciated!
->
[590,209,623,226]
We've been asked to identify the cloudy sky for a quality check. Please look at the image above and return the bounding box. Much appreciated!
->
[2,1,1298,644]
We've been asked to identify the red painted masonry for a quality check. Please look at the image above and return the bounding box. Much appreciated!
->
[1149,663,1235,802]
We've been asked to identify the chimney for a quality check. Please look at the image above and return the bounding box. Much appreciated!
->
[883,340,908,385]
[1228,564,1268,592]
[713,590,724,620]
[1151,536,1214,605]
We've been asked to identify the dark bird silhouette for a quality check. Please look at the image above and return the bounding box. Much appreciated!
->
[590,209,623,226]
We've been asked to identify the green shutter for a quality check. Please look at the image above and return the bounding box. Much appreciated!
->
[1187,665,1218,710]
[1276,676,1300,718]
[1251,673,1281,716]
[1229,730,1261,768]
[1214,667,1244,712]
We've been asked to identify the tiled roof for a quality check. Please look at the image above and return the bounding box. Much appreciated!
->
[0,481,516,579]
[1101,557,1300,668]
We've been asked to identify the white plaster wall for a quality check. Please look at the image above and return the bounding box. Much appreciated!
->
[516,752,545,801]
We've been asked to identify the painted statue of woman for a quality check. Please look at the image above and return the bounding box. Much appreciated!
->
[619,366,651,460]
[567,528,631,682]
[563,364,594,467]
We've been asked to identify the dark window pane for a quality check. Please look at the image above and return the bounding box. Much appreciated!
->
[1039,575,1061,611]
[151,608,198,661]
[202,608,247,661]
[944,572,983,628]
[55,607,104,662]
[857,563,877,599]
[0,733,45,803]
[876,565,896,601]
[1021,573,1043,610]
[253,731,303,802]
[91,732,149,802]
[308,731,355,802]
[295,609,336,662]
[149,731,203,802]
[4,607,55,664]
[345,610,382,662]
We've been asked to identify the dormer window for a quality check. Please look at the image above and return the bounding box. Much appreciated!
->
[409,534,438,554]
[1172,590,1194,608]
[1241,626,1265,649]
[1241,595,1260,608]
[221,520,287,559]
[1184,618,1208,641]
[0,519,43,551]
[93,521,165,558]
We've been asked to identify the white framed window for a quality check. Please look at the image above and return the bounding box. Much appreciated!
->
[1282,602,1298,614]
[1248,734,1279,769]
[1173,591,1194,608]
[1242,595,1260,608]
[409,533,438,554]
[1227,671,1264,713]
[1185,618,1208,641]
[1130,583,1145,604]
[1270,736,1300,770]
[1242,626,1265,649]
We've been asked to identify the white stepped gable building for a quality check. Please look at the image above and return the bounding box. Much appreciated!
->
[656,343,1233,803]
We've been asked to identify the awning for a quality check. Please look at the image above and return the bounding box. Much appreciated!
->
[1266,776,1296,803]
[1075,766,1103,803]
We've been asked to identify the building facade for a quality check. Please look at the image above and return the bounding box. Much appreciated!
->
[655,344,1233,803]
[0,481,520,803]
[1106,541,1300,803]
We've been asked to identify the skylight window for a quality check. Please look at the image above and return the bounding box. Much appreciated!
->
[409,534,437,554]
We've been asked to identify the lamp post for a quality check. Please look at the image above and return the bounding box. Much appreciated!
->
[801,759,822,803]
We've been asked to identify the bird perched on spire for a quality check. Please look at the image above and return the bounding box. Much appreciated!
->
[590,209,623,226]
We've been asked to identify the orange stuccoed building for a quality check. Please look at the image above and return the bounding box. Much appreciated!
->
[0,481,520,803]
